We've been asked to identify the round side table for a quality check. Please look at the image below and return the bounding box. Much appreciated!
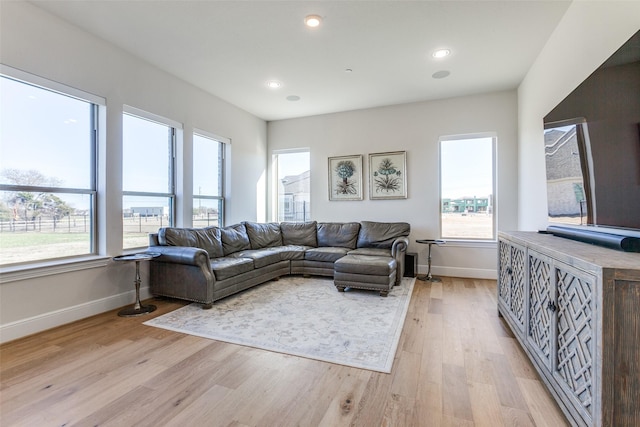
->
[415,239,446,282]
[113,252,160,317]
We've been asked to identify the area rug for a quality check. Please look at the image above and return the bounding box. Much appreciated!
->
[144,276,415,373]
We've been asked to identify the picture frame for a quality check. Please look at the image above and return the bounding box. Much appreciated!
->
[369,151,407,199]
[328,155,363,201]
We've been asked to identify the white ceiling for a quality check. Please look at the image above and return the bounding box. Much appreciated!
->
[30,1,572,121]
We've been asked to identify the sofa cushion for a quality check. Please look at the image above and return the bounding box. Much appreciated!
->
[220,223,252,255]
[228,248,283,269]
[348,247,392,257]
[268,245,309,261]
[280,221,318,247]
[158,226,224,258]
[210,257,254,281]
[304,247,350,263]
[317,222,360,249]
[245,222,283,249]
[356,221,410,249]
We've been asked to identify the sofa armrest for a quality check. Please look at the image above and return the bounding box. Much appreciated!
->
[391,237,409,258]
[391,237,409,285]
[147,245,210,267]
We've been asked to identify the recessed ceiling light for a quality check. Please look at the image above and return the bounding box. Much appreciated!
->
[286,95,301,102]
[432,70,451,79]
[304,15,322,28]
[266,80,282,89]
[432,49,451,59]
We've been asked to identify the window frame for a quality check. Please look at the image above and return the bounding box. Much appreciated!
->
[0,65,103,268]
[439,133,497,242]
[192,129,228,228]
[122,106,179,250]
[272,148,311,223]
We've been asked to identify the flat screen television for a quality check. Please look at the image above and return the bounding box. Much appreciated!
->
[543,30,640,251]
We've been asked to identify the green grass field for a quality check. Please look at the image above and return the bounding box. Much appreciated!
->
[0,232,89,248]
[0,231,149,265]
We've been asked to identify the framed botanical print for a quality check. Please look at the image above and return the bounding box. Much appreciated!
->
[328,155,363,201]
[369,151,407,199]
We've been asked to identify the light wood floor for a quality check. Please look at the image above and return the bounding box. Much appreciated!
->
[0,277,568,427]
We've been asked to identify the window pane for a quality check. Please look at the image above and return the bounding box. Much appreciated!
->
[0,191,93,264]
[123,114,172,193]
[193,134,222,197]
[440,137,494,240]
[275,151,310,222]
[193,198,223,227]
[123,195,172,249]
[0,77,93,189]
[1,74,97,266]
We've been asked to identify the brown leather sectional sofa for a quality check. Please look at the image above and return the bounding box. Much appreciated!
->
[147,220,410,308]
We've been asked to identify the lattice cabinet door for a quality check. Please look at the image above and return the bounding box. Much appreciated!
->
[527,250,554,370]
[509,244,526,331]
[498,240,512,309]
[498,239,526,335]
[554,263,595,426]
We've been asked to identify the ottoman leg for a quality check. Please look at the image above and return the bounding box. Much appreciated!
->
[336,285,346,292]
[380,290,389,297]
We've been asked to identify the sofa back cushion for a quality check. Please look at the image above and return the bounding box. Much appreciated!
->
[317,222,360,249]
[158,226,224,258]
[245,222,283,249]
[220,223,252,255]
[280,221,318,247]
[357,221,411,249]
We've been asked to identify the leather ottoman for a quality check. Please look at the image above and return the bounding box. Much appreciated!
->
[333,254,397,297]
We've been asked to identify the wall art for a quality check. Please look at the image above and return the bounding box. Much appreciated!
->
[328,155,363,201]
[369,151,407,199]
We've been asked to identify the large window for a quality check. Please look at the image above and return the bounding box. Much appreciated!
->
[0,72,100,266]
[122,109,177,249]
[273,150,310,222]
[440,135,495,240]
[193,132,226,227]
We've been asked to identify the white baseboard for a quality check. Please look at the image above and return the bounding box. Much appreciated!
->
[0,287,152,344]
[418,265,497,280]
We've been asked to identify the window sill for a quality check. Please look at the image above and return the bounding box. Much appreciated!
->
[0,255,112,284]
[437,239,497,249]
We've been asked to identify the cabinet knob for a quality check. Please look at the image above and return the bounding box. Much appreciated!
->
[506,266,513,275]
[547,301,557,312]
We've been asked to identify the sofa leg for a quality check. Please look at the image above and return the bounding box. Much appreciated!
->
[303,274,311,278]
[202,303,213,310]
[380,290,389,297]
[273,277,280,281]
[336,285,346,292]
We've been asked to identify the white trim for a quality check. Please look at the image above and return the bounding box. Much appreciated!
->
[418,265,497,280]
[1,64,105,105]
[0,286,152,344]
[194,128,231,145]
[436,240,497,249]
[0,256,111,284]
[272,147,310,155]
[123,104,183,129]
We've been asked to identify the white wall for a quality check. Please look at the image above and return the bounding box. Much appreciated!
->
[0,2,267,342]
[517,1,640,230]
[268,90,519,279]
